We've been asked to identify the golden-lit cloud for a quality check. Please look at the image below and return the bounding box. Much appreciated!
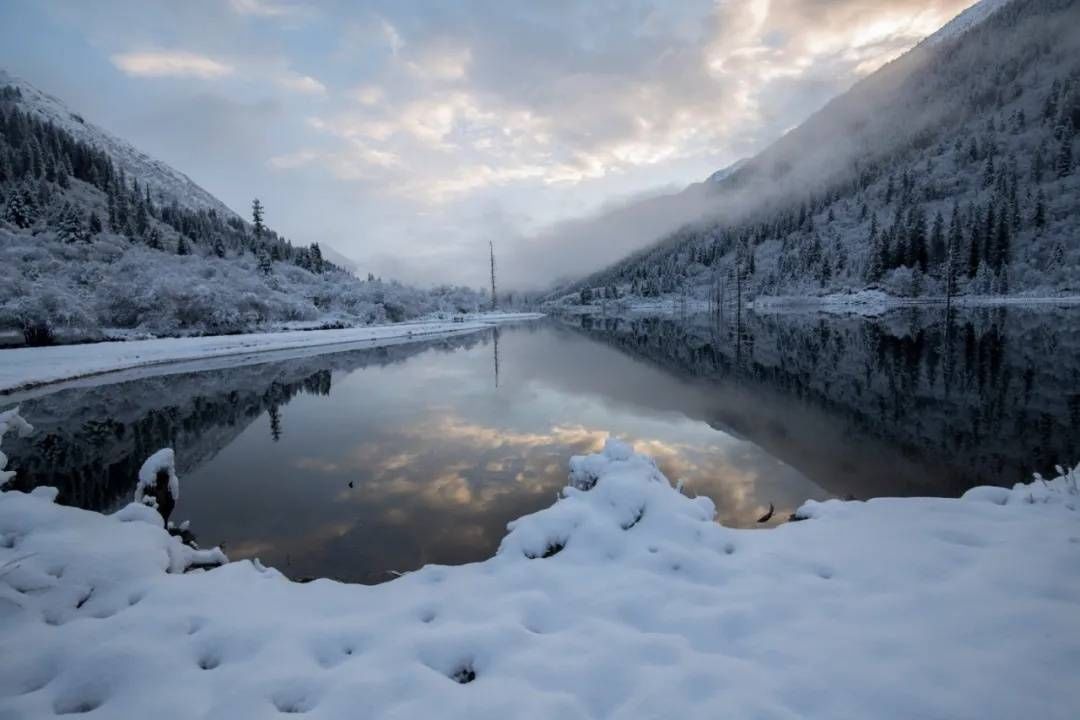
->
[111,51,234,79]
[278,0,976,206]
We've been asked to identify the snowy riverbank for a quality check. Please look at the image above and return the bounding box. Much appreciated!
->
[1,420,1077,719]
[0,312,543,396]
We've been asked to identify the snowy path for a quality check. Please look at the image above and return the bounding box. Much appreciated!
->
[1,429,1078,719]
[0,313,543,396]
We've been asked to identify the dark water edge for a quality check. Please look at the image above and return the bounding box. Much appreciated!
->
[568,305,1080,498]
[3,308,1078,583]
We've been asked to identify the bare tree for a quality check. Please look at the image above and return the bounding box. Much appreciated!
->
[489,241,498,311]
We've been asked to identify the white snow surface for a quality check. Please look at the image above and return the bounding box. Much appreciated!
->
[0,313,544,395]
[0,406,32,487]
[1,427,1079,719]
[134,449,180,505]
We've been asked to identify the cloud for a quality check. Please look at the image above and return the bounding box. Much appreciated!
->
[380,18,404,56]
[276,71,326,95]
[348,85,385,106]
[111,50,234,79]
[268,149,318,169]
[228,0,310,19]
[76,0,980,288]
[404,46,472,82]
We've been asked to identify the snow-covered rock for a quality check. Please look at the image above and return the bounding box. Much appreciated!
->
[1,416,1078,718]
[135,449,180,504]
[0,406,32,487]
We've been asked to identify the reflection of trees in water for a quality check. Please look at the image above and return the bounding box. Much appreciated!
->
[574,308,1080,495]
[5,334,481,512]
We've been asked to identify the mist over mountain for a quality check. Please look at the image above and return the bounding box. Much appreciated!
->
[553,0,1080,302]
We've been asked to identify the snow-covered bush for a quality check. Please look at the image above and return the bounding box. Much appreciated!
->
[0,228,488,340]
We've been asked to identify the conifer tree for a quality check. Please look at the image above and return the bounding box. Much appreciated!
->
[252,198,265,240]
[3,185,33,228]
[1033,189,1046,228]
[1057,124,1074,177]
[56,203,85,243]
[258,249,273,275]
[930,210,945,271]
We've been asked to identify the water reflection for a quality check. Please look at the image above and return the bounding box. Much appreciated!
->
[570,305,1080,499]
[4,307,1077,583]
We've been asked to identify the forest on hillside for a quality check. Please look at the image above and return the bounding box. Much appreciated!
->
[566,0,1080,305]
[0,86,488,344]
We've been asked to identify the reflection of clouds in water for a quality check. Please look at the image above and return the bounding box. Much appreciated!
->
[409,413,607,455]
[627,435,818,527]
[227,521,356,569]
[181,324,831,581]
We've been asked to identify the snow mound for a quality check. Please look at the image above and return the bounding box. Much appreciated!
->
[0,406,33,487]
[1,420,1078,718]
[135,448,180,505]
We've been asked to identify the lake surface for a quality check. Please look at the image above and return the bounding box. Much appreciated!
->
[5,306,1079,583]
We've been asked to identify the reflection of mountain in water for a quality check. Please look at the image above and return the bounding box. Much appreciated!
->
[570,308,1080,498]
[4,334,485,512]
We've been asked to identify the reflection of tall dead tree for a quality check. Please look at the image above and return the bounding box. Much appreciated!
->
[489,241,498,311]
[492,326,501,389]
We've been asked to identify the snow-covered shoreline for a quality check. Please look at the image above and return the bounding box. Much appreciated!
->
[0,313,543,397]
[1,421,1078,719]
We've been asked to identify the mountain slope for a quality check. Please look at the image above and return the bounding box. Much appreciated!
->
[0,69,238,220]
[923,0,1012,45]
[557,0,1080,304]
[0,74,487,345]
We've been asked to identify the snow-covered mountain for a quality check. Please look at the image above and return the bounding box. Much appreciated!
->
[556,0,1080,302]
[0,69,239,220]
[922,0,1012,45]
[705,158,749,185]
[0,73,489,343]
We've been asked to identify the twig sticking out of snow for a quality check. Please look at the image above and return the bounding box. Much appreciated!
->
[0,407,34,488]
[757,503,775,523]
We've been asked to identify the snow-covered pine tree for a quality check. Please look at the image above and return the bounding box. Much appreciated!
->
[1057,123,1074,177]
[145,226,162,250]
[252,198,265,240]
[56,203,86,243]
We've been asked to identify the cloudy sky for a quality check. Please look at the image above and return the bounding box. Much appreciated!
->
[0,0,975,288]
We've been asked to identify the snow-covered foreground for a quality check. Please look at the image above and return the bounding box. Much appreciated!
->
[0,313,543,396]
[1,419,1078,719]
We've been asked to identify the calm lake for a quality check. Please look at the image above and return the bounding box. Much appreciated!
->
[5,306,1079,583]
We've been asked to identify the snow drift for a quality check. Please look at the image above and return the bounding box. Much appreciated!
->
[1,418,1078,718]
